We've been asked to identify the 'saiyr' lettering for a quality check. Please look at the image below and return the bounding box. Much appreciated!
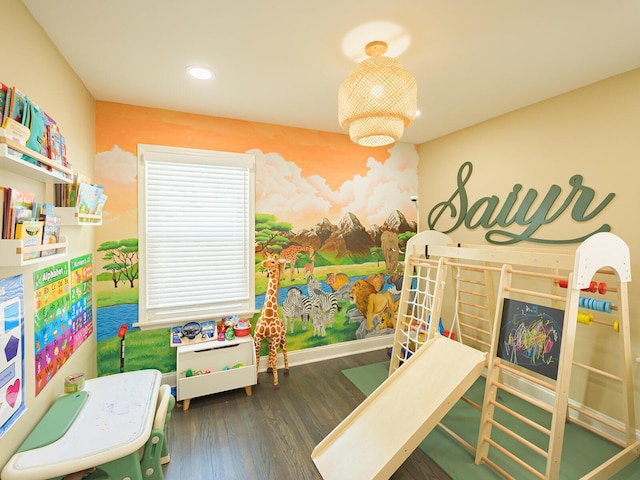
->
[427,162,615,245]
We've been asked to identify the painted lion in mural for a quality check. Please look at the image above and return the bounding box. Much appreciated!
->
[366,291,398,330]
[349,279,377,321]
[326,272,349,292]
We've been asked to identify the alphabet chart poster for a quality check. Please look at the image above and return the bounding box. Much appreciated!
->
[0,274,25,439]
[34,261,71,395]
[69,254,94,348]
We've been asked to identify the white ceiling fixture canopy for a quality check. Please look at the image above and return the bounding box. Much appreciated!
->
[338,40,417,147]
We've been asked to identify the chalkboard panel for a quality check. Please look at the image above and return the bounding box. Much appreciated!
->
[497,298,564,380]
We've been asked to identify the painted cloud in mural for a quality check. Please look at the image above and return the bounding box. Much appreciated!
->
[251,148,332,227]
[96,145,137,183]
[253,142,418,229]
[336,142,418,226]
[95,146,138,238]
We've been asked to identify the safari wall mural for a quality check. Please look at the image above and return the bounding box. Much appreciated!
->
[94,102,418,375]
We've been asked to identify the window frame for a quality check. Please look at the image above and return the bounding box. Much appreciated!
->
[137,143,256,329]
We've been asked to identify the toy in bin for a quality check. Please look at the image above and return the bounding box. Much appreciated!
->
[234,318,251,337]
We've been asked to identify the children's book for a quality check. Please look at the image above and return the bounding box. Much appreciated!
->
[38,202,55,220]
[24,99,47,160]
[0,186,5,239]
[92,193,108,221]
[1,116,31,162]
[4,188,35,239]
[60,134,68,167]
[1,187,8,239]
[8,188,35,211]
[3,86,12,123]
[0,82,8,125]
[31,201,42,221]
[2,117,30,146]
[15,220,44,260]
[48,124,63,164]
[76,183,103,214]
[10,207,34,240]
[40,214,62,256]
[8,86,27,125]
[41,111,58,160]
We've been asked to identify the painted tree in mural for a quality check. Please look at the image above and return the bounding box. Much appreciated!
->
[370,246,383,267]
[97,238,139,288]
[255,214,293,255]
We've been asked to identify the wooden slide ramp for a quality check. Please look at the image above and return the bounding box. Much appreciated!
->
[312,336,487,480]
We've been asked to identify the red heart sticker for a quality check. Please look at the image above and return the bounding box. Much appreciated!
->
[7,379,20,408]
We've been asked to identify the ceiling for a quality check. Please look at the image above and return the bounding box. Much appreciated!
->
[22,0,640,145]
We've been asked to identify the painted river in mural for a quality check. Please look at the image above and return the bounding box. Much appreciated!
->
[97,275,395,342]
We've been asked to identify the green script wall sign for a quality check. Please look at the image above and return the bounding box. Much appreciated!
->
[427,162,616,245]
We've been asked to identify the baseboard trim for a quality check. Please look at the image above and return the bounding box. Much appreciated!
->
[259,335,393,372]
[161,336,393,393]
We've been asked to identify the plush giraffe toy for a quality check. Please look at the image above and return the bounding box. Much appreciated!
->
[254,253,289,388]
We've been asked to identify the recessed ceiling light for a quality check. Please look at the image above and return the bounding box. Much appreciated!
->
[187,66,213,80]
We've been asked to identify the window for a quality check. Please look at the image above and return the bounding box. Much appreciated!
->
[138,144,255,328]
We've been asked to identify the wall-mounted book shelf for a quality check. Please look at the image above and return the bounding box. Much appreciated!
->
[0,133,73,184]
[0,236,68,266]
[55,207,102,226]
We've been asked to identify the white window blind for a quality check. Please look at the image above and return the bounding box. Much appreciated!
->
[138,145,255,327]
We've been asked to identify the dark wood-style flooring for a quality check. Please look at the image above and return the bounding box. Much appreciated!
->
[164,349,452,480]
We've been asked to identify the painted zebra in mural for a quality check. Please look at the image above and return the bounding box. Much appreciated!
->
[281,287,312,333]
[307,275,338,337]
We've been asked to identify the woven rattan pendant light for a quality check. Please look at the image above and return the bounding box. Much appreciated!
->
[338,40,417,147]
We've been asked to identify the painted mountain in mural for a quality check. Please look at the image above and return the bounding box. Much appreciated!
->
[326,212,374,258]
[289,210,416,262]
[382,209,415,233]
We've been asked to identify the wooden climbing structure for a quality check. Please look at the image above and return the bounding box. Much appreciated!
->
[386,231,638,479]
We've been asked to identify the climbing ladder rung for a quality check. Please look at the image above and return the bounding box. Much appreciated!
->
[437,422,475,453]
[498,362,558,393]
[572,361,622,382]
[449,260,502,273]
[509,268,565,281]
[459,311,490,323]
[459,300,488,310]
[460,395,482,411]
[459,323,490,336]
[459,333,491,349]
[490,380,554,414]
[504,286,566,302]
[480,437,546,480]
[570,417,626,448]
[486,417,550,459]
[490,399,551,436]
[412,257,440,268]
[458,288,488,298]
[569,405,626,436]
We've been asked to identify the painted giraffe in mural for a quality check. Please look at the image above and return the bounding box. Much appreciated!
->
[254,253,289,388]
[279,244,315,281]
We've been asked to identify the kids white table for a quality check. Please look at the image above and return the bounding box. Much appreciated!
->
[1,369,161,480]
